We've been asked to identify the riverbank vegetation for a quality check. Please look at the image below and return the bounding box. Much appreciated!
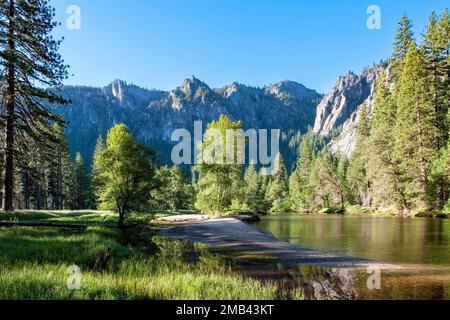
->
[0,210,293,300]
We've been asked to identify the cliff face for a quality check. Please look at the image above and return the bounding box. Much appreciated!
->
[56,64,387,167]
[313,66,384,156]
[55,77,321,167]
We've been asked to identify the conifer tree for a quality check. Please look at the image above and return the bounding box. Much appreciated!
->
[366,69,408,209]
[347,103,371,206]
[243,164,266,213]
[91,135,105,208]
[73,152,90,210]
[430,143,450,209]
[439,9,450,125]
[394,44,439,210]
[392,13,415,77]
[289,137,315,210]
[0,0,69,211]
[422,11,449,148]
[47,124,73,210]
[265,153,289,212]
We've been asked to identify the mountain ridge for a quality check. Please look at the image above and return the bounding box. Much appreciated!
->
[55,76,322,169]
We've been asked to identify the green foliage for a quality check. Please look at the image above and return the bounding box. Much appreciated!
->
[289,137,315,210]
[241,165,268,213]
[194,115,243,214]
[265,153,290,212]
[91,135,106,209]
[94,124,156,228]
[0,211,283,300]
[347,102,371,206]
[366,68,407,209]
[430,143,450,208]
[394,43,440,209]
[0,0,69,211]
[308,152,347,209]
[345,9,450,214]
[15,123,78,211]
[73,153,92,210]
[392,13,415,77]
[151,166,195,211]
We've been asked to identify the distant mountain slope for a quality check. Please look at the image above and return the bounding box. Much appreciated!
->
[313,65,385,155]
[55,77,322,170]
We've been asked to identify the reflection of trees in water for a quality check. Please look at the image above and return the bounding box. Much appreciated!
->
[288,266,358,300]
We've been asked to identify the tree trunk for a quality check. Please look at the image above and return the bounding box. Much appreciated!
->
[23,171,30,209]
[2,0,16,212]
[118,209,125,229]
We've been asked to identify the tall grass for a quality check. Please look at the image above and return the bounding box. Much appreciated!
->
[0,211,286,300]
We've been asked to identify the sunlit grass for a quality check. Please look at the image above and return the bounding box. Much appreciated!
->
[0,210,290,300]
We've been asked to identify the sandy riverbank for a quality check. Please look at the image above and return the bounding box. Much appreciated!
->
[158,217,399,269]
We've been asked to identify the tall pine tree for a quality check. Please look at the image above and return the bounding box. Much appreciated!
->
[347,102,372,206]
[73,152,90,210]
[265,153,289,212]
[393,13,415,71]
[289,137,315,210]
[367,68,408,210]
[394,43,439,210]
[0,0,68,211]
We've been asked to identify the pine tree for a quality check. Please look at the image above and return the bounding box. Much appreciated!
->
[243,165,266,213]
[265,153,289,212]
[394,44,440,210]
[47,124,73,210]
[289,137,315,210]
[91,135,105,208]
[0,0,69,211]
[393,13,415,76]
[422,10,450,207]
[347,103,371,206]
[439,9,450,127]
[430,143,450,209]
[73,153,90,210]
[422,11,449,148]
[366,69,408,210]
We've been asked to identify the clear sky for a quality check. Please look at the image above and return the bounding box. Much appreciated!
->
[52,0,449,94]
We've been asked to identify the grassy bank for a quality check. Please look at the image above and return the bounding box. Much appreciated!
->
[0,210,293,300]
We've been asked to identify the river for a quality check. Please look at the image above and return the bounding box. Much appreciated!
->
[255,215,450,299]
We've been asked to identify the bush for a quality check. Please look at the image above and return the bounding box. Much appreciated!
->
[444,200,450,214]
[321,207,346,214]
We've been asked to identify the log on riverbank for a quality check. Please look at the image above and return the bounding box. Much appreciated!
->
[0,221,87,230]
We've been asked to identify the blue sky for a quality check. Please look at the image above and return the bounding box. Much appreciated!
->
[52,0,449,94]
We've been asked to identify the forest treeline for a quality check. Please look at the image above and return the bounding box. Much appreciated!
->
[194,10,450,216]
[0,3,449,223]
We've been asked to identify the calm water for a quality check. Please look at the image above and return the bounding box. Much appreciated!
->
[255,215,450,299]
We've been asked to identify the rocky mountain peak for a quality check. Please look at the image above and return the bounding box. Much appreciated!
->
[266,80,319,100]
[180,76,211,97]
[313,68,377,136]
[109,79,127,102]
[56,78,321,168]
[314,63,389,156]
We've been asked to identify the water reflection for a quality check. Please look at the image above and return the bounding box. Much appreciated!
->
[254,215,450,299]
[257,215,450,266]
